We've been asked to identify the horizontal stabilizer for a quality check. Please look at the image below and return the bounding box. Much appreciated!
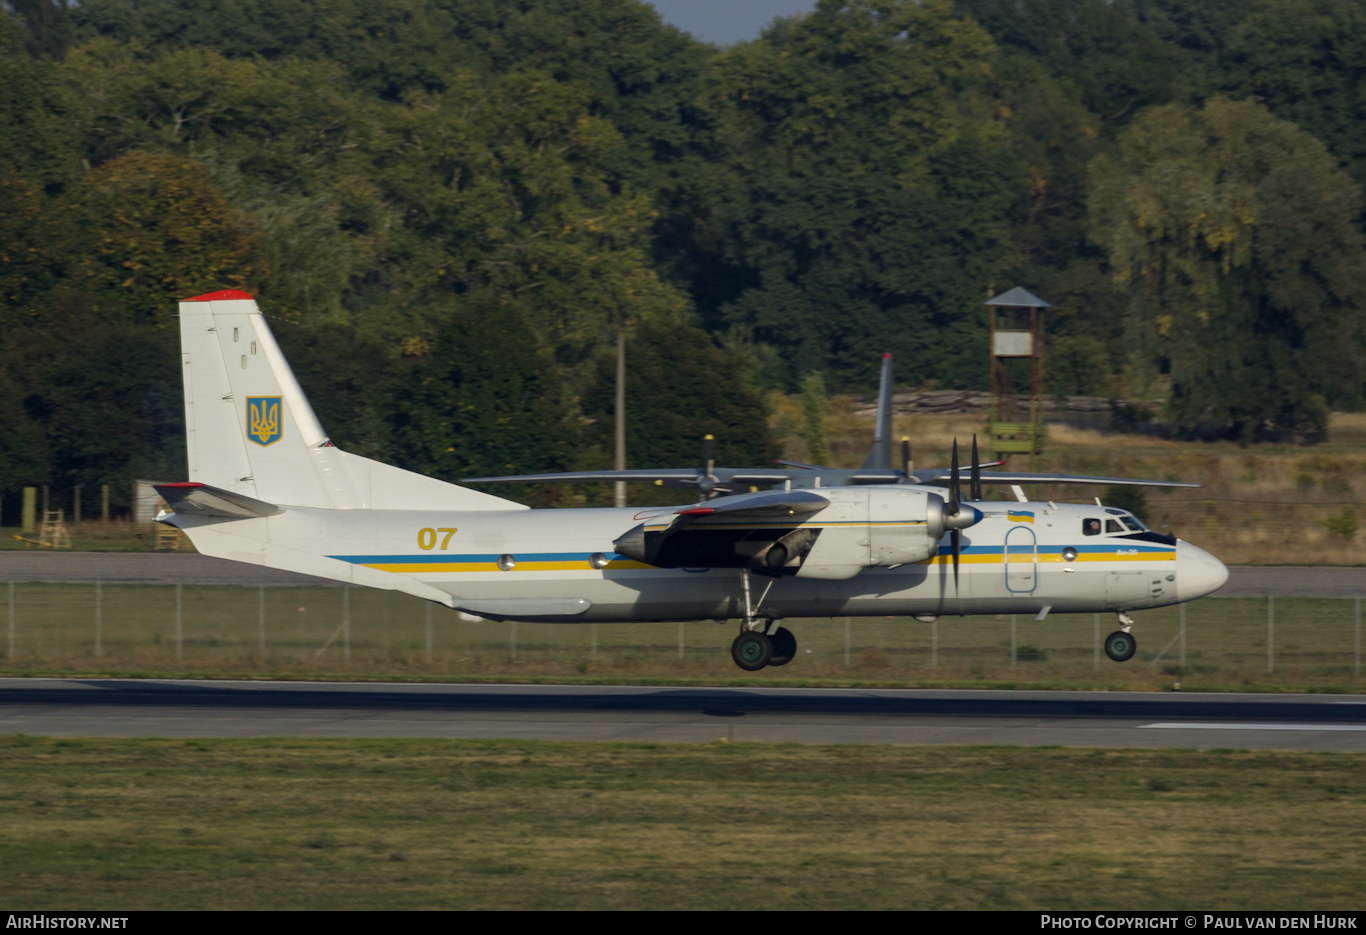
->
[154,481,281,519]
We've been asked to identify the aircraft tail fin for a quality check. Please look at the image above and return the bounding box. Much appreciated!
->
[177,290,526,512]
[860,352,895,471]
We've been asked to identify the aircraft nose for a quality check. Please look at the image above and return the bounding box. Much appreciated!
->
[1176,540,1228,601]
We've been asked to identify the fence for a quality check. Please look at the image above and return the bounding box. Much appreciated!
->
[1,581,1363,687]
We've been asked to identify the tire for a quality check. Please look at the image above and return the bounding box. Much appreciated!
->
[768,627,797,667]
[731,631,773,671]
[1104,630,1137,663]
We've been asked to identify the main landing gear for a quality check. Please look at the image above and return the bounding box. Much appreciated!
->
[728,568,797,671]
[731,624,797,671]
[1104,612,1137,663]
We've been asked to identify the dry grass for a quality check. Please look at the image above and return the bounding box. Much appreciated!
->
[2,736,1363,909]
[2,584,1363,693]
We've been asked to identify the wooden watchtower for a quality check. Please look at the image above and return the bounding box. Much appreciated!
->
[986,287,1048,465]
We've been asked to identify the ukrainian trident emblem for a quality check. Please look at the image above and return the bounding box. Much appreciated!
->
[246,396,283,446]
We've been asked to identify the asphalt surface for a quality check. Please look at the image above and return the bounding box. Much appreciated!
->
[0,553,1360,596]
[0,555,1360,750]
[3,678,1366,751]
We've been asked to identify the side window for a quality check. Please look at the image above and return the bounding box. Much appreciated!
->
[1083,518,1101,536]
[1106,519,1124,533]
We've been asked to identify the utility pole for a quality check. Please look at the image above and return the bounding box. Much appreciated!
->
[614,324,626,508]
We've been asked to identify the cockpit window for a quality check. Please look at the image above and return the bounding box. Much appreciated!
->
[1120,516,1145,531]
[1083,518,1101,536]
[1105,519,1124,533]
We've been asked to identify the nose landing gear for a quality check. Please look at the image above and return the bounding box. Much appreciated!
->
[1104,612,1137,662]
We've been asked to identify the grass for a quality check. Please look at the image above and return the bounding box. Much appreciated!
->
[1,736,1362,909]
[1,583,1363,693]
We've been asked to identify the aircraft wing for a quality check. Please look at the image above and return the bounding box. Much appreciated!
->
[463,468,795,485]
[910,470,1200,489]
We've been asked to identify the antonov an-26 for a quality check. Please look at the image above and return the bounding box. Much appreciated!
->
[156,290,1228,671]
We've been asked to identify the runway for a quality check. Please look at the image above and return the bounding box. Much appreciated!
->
[3,678,1365,751]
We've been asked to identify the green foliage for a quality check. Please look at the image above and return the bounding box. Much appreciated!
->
[1088,97,1366,440]
[1323,506,1357,542]
[393,302,583,483]
[696,0,1021,390]
[581,318,777,479]
[800,372,831,467]
[1046,336,1112,397]
[6,0,1366,514]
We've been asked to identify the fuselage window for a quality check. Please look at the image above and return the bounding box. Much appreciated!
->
[1083,518,1101,536]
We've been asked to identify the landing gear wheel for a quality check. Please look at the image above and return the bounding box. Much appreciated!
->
[1104,630,1137,663]
[731,631,773,671]
[768,627,797,667]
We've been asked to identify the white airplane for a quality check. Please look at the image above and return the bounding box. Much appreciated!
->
[157,290,1229,671]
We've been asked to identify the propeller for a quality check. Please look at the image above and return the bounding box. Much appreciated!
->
[696,434,721,499]
[901,436,913,480]
[948,440,962,589]
[941,438,986,592]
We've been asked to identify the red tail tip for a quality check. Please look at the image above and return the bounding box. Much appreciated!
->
[183,289,254,302]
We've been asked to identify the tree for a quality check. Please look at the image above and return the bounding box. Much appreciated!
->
[580,318,777,496]
[696,0,1021,391]
[1088,97,1366,439]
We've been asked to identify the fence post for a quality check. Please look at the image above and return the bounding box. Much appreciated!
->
[1179,603,1186,669]
[1094,614,1100,670]
[342,586,350,662]
[1267,595,1274,674]
[175,582,183,662]
[21,488,35,533]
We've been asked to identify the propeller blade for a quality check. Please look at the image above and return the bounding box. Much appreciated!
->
[901,437,913,479]
[697,434,718,498]
[970,434,982,501]
[951,528,961,592]
[949,439,961,516]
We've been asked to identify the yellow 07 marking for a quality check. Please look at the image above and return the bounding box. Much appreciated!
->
[416,527,458,550]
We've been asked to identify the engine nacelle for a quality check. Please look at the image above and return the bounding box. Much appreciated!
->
[614,486,980,580]
[795,487,978,579]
